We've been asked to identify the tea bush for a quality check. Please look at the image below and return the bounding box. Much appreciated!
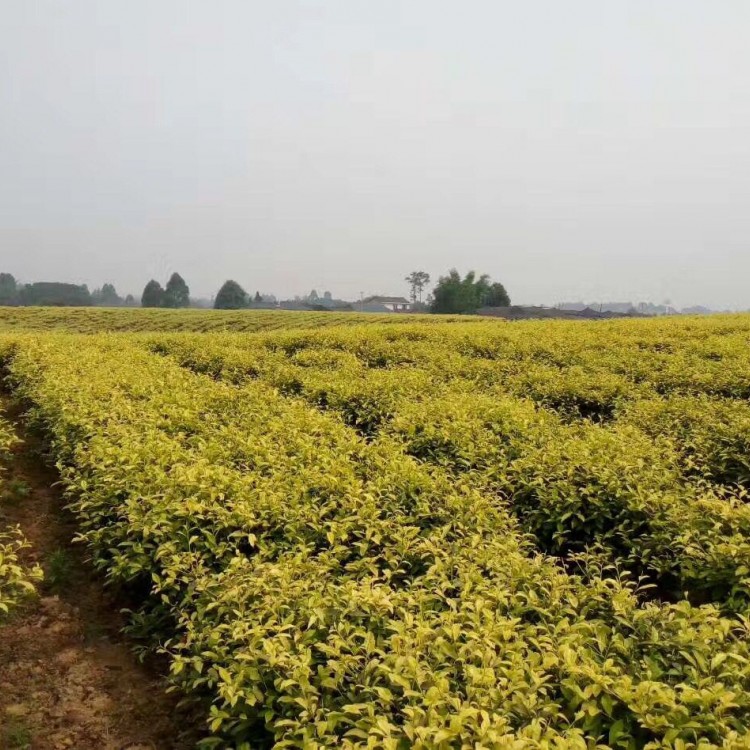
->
[4,314,750,746]
[0,324,750,748]
[0,416,42,618]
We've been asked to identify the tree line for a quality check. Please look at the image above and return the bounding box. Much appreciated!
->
[404,269,510,314]
[143,275,272,310]
[1,268,512,315]
[0,273,138,307]
[429,269,510,313]
[213,271,511,313]
[141,273,191,308]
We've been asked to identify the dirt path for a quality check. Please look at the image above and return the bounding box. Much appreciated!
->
[0,396,203,750]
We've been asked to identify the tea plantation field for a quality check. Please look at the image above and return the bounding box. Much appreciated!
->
[2,307,750,748]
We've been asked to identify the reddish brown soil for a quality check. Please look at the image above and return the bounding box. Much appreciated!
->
[0,397,203,750]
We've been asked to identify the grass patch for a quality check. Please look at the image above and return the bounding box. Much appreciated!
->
[2,717,33,749]
[44,548,75,593]
[0,479,31,507]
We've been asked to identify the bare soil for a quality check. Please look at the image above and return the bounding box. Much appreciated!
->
[0,397,203,750]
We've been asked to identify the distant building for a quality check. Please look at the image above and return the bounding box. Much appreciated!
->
[680,305,713,315]
[559,301,637,314]
[361,295,412,312]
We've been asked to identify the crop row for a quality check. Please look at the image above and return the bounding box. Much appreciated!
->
[4,333,750,747]
[150,326,750,611]
[0,306,477,334]
[144,314,750,429]
[199,317,750,487]
[0,412,42,618]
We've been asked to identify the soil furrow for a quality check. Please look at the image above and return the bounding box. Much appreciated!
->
[0,396,201,750]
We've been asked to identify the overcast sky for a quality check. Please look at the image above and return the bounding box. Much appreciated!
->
[1,1,749,308]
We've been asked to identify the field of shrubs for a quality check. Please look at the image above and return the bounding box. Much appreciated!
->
[2,309,750,748]
[0,305,468,333]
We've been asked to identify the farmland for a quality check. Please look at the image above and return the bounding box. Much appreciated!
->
[2,307,750,748]
[0,306,471,334]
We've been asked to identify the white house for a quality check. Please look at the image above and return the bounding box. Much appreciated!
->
[361,295,412,312]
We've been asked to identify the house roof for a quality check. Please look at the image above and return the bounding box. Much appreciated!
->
[363,296,410,305]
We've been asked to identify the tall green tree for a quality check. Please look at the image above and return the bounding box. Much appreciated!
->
[430,269,510,314]
[163,272,190,308]
[405,271,431,303]
[485,281,510,307]
[215,280,248,309]
[0,273,17,305]
[141,279,165,308]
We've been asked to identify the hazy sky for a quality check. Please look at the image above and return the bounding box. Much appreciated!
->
[2,1,749,308]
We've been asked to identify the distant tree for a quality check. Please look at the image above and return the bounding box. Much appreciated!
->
[323,291,332,301]
[18,282,92,307]
[0,273,18,305]
[484,281,510,308]
[254,291,262,303]
[430,269,510,314]
[92,282,122,307]
[405,271,431,303]
[102,283,121,305]
[124,294,136,307]
[215,280,248,309]
[163,272,190,308]
[430,270,473,314]
[141,279,165,308]
[307,289,319,302]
